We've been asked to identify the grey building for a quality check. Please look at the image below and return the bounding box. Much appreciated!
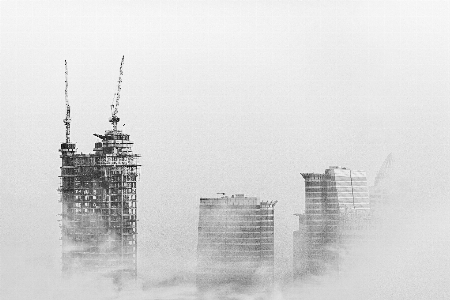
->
[197,194,276,289]
[59,57,140,279]
[294,167,370,277]
[60,130,140,278]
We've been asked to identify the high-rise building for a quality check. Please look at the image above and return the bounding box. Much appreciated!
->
[59,57,140,278]
[294,167,370,277]
[197,194,276,289]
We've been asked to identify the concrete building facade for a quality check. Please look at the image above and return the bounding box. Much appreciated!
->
[197,194,276,289]
[59,130,140,278]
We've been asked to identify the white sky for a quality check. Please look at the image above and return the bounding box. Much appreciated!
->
[1,1,450,299]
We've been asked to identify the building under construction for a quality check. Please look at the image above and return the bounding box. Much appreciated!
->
[59,57,140,278]
[197,194,276,290]
[294,166,371,277]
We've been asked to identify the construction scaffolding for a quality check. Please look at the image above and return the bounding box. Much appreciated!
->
[59,58,140,278]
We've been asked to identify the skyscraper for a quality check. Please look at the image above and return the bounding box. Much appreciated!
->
[197,194,276,289]
[59,57,140,278]
[294,167,370,277]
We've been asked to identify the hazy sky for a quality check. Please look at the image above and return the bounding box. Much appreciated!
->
[1,1,450,299]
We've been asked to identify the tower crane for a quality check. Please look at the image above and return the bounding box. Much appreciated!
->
[109,55,124,131]
[63,60,71,143]
[374,153,393,186]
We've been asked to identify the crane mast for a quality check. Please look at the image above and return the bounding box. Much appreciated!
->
[374,153,393,186]
[63,60,71,143]
[109,55,124,131]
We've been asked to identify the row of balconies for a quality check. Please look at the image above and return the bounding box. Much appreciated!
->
[66,207,136,213]
[198,244,274,251]
[306,237,338,244]
[198,244,271,250]
[199,215,274,221]
[62,189,137,196]
[63,255,136,262]
[62,238,136,245]
[64,212,136,218]
[62,183,138,192]
[198,234,274,240]
[198,237,274,243]
[305,186,368,193]
[198,232,261,238]
[198,256,272,263]
[63,226,136,234]
[62,235,137,242]
[198,226,274,232]
[68,201,136,207]
[305,210,340,215]
[198,220,274,227]
[63,245,136,253]
[199,234,274,239]
[61,229,136,236]
[305,205,339,211]
[63,230,136,236]
[200,210,274,216]
[198,249,273,255]
[200,205,262,210]
[66,200,136,206]
[197,264,270,271]
[63,217,135,224]
[198,240,271,245]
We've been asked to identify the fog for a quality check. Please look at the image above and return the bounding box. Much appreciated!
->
[1,1,450,299]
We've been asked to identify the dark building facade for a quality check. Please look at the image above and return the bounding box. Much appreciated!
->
[59,57,139,278]
[197,194,276,289]
[59,130,140,277]
[294,167,370,277]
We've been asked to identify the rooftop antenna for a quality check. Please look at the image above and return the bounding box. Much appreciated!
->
[63,60,71,143]
[109,55,124,131]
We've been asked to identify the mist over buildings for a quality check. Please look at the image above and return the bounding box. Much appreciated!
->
[1,0,450,299]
